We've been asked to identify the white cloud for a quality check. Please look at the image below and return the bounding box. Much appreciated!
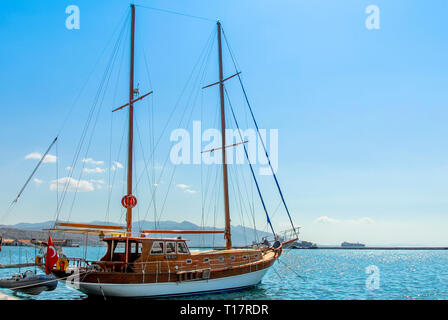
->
[90,179,104,189]
[66,166,72,171]
[50,177,94,192]
[25,152,41,160]
[82,167,106,174]
[33,178,43,185]
[82,158,104,165]
[25,152,57,163]
[89,179,104,184]
[111,161,124,171]
[314,216,375,225]
[314,216,339,224]
[176,184,196,194]
[349,217,375,224]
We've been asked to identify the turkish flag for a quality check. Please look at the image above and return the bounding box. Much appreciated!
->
[45,236,58,275]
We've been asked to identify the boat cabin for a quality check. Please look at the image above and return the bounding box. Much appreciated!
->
[98,236,190,272]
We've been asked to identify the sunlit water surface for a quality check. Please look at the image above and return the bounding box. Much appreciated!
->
[1,246,447,300]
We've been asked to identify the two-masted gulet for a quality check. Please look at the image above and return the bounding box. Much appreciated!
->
[46,4,298,298]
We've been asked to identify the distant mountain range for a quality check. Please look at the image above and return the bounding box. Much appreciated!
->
[0,220,271,247]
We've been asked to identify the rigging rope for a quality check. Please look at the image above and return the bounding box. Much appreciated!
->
[106,21,130,223]
[138,26,216,229]
[54,12,130,225]
[224,87,276,237]
[55,10,130,138]
[66,15,129,223]
[134,4,215,23]
[11,136,58,206]
[222,27,298,237]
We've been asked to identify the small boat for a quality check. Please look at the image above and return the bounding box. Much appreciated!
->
[0,270,57,295]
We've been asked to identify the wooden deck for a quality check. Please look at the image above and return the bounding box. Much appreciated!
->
[292,246,448,250]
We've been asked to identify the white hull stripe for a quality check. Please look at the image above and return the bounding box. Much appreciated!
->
[78,268,269,298]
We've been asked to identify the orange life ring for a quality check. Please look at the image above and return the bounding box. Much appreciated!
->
[56,258,69,271]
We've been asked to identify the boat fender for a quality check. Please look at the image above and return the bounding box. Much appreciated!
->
[272,240,281,249]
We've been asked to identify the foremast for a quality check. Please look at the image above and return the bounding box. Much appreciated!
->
[217,21,232,250]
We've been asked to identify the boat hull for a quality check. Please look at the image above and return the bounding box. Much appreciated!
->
[0,274,58,295]
[78,267,269,298]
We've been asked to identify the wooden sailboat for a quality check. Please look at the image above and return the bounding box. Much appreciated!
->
[45,4,298,298]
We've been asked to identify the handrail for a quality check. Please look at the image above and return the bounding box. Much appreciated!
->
[82,250,275,274]
[141,230,225,234]
[56,222,126,230]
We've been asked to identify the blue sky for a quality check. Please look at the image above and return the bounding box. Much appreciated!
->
[1,0,448,245]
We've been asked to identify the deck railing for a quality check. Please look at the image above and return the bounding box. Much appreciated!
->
[62,250,271,281]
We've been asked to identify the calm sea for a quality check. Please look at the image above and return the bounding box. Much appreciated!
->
[1,246,447,300]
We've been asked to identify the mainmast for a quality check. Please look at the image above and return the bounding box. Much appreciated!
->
[126,4,136,235]
[217,21,232,249]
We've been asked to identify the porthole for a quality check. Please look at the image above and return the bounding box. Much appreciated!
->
[203,258,210,263]
[254,254,259,259]
[186,259,192,264]
[242,255,248,260]
[218,256,224,262]
[230,256,235,261]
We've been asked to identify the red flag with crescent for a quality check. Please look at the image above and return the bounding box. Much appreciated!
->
[45,236,58,275]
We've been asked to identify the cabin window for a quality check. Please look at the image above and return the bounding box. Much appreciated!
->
[114,242,126,253]
[203,258,210,263]
[186,259,192,264]
[254,254,259,259]
[177,242,189,254]
[150,241,164,254]
[242,255,248,260]
[218,256,224,262]
[230,256,235,261]
[133,242,142,253]
[166,242,176,254]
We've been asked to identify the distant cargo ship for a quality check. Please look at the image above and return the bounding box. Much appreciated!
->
[341,242,365,248]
